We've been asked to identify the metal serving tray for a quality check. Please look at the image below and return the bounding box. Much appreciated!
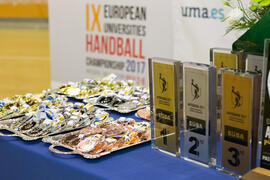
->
[0,117,112,141]
[55,92,100,101]
[85,98,148,113]
[42,131,150,159]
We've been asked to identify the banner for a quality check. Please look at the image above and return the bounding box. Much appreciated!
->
[172,0,241,64]
[50,0,250,85]
[49,0,173,87]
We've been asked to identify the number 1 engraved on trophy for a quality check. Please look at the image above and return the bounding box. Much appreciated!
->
[160,128,167,145]
[150,59,181,156]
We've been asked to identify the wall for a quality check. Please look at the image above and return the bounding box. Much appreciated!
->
[0,0,50,98]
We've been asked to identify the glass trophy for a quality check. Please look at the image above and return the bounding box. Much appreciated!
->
[149,57,182,156]
[210,48,243,156]
[259,39,270,170]
[245,53,263,73]
[181,62,216,167]
[217,69,261,176]
[210,48,244,71]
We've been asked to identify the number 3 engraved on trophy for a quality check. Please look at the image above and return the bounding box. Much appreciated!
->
[228,147,240,167]
[160,129,167,145]
[189,137,199,156]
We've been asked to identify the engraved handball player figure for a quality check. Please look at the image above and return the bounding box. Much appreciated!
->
[191,79,200,100]
[159,73,167,93]
[232,86,241,108]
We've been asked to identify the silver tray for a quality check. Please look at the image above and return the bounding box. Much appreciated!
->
[0,114,25,121]
[42,131,150,159]
[0,121,42,141]
[0,117,113,141]
[85,98,149,113]
[55,92,100,101]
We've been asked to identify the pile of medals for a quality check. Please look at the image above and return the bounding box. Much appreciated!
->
[0,74,150,157]
[88,86,149,113]
[9,102,108,138]
[0,91,68,121]
[55,74,149,113]
[55,74,135,99]
[136,107,151,121]
[60,117,150,155]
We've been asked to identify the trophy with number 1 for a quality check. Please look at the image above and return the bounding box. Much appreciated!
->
[149,57,182,156]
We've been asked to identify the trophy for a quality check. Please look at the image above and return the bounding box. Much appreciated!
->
[245,53,263,73]
[181,62,216,166]
[259,39,270,170]
[149,58,182,156]
[210,48,244,71]
[218,69,261,175]
[210,48,244,142]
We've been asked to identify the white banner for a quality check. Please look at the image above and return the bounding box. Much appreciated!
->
[50,0,249,86]
[49,0,173,87]
[172,0,240,64]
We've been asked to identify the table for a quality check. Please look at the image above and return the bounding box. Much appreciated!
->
[0,111,238,180]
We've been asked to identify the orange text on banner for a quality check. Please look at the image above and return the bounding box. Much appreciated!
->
[86,4,101,32]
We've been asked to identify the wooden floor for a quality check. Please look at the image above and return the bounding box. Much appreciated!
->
[0,20,50,98]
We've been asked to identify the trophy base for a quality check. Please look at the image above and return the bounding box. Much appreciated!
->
[182,157,209,168]
[216,167,242,178]
[152,145,180,157]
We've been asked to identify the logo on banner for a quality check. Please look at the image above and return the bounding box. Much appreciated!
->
[231,86,242,108]
[180,6,224,20]
[191,79,200,101]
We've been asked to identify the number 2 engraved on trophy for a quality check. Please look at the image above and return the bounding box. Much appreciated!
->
[160,128,167,145]
[228,147,240,167]
[189,137,199,156]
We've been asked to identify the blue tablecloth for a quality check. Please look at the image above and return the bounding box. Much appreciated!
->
[0,111,238,180]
